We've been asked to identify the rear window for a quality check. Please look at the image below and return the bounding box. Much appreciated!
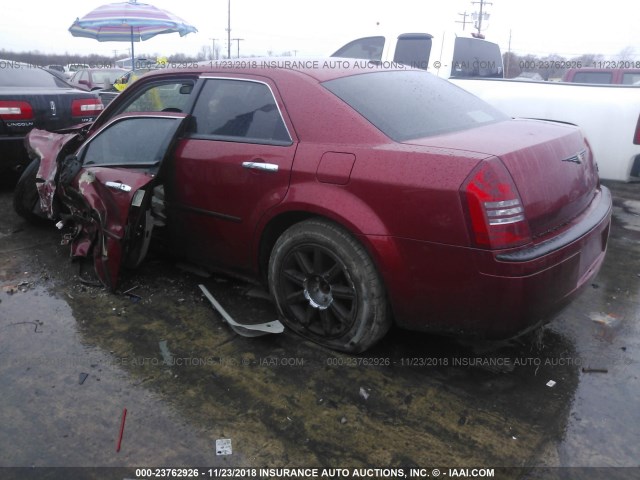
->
[393,34,432,70]
[332,36,385,61]
[572,72,613,84]
[323,70,508,141]
[0,64,71,88]
[622,72,640,85]
[451,38,503,78]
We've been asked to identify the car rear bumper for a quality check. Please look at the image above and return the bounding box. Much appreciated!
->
[368,186,612,338]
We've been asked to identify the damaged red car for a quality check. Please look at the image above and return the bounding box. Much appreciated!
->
[13,63,612,352]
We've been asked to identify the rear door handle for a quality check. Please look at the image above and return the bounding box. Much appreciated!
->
[242,161,278,173]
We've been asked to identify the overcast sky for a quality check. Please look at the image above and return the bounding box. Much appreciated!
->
[0,0,637,61]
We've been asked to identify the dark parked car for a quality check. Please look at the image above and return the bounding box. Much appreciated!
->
[68,68,127,91]
[0,60,103,173]
[13,62,612,352]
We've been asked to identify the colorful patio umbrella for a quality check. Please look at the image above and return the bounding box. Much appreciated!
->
[69,0,197,69]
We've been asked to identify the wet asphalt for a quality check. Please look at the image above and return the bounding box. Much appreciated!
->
[0,180,639,479]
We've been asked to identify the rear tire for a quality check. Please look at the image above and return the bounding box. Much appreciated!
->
[13,158,46,223]
[268,219,391,353]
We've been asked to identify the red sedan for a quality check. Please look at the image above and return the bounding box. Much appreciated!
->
[14,61,612,352]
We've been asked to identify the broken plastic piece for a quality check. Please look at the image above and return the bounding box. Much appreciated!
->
[198,284,284,337]
[216,438,232,455]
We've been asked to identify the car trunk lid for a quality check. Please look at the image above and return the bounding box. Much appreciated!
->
[1,89,101,134]
[405,119,599,239]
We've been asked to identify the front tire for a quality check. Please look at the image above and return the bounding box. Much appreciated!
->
[13,158,46,223]
[268,219,391,353]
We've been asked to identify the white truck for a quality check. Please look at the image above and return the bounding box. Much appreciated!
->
[331,33,640,182]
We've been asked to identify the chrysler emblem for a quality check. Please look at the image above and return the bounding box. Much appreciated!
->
[562,150,585,165]
[50,101,57,116]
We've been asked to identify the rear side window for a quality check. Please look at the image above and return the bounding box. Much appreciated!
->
[393,34,432,70]
[572,72,613,84]
[451,38,503,78]
[323,70,508,141]
[191,78,291,145]
[622,72,640,85]
[332,36,385,61]
[0,64,71,88]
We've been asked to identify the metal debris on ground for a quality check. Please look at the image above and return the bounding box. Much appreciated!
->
[158,340,173,366]
[215,438,232,455]
[589,312,620,326]
[79,372,89,385]
[122,285,142,302]
[546,380,557,388]
[198,284,284,338]
[581,367,609,374]
[359,387,370,400]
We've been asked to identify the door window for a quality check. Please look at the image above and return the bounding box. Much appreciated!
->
[81,116,188,168]
[191,78,291,145]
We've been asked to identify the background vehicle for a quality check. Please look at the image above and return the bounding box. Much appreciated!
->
[332,32,504,78]
[44,64,65,74]
[15,64,611,353]
[450,79,640,181]
[98,67,160,107]
[0,60,103,174]
[63,63,90,78]
[562,68,640,85]
[68,68,126,91]
[333,34,640,182]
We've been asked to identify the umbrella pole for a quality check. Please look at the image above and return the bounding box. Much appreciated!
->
[130,26,135,71]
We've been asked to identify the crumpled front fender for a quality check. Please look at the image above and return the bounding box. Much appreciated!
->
[26,129,83,218]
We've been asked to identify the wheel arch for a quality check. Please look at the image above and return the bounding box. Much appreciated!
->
[255,206,399,312]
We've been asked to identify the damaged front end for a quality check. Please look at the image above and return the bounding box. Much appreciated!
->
[25,113,190,291]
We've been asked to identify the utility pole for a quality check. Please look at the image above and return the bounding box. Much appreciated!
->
[471,0,492,37]
[506,29,512,77]
[456,11,471,31]
[232,38,244,58]
[209,38,219,60]
[226,0,231,59]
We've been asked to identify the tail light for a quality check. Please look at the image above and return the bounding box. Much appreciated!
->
[634,113,640,145]
[0,100,34,120]
[71,98,103,117]
[460,157,532,249]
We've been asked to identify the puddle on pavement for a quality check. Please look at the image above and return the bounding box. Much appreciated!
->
[1,182,639,472]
